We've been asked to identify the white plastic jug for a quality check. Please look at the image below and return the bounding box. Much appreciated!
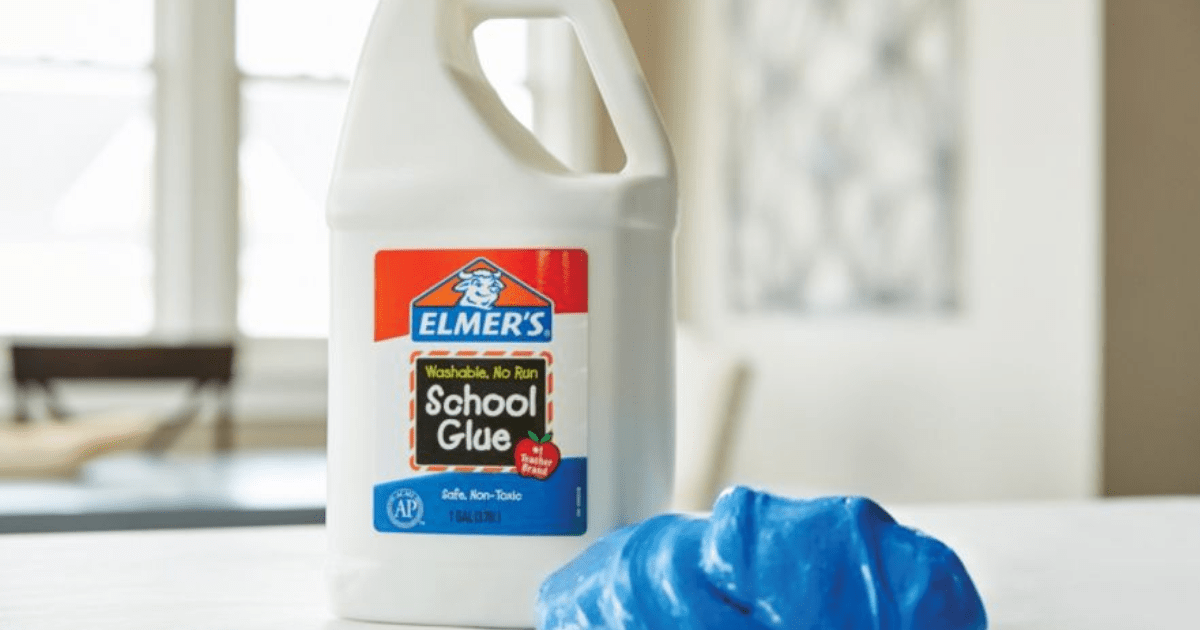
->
[325,0,677,625]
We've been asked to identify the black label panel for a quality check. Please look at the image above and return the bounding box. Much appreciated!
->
[414,358,547,467]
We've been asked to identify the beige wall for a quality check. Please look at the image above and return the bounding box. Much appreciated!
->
[1104,0,1200,496]
[605,0,708,322]
[622,0,1200,499]
[602,0,687,171]
[618,0,1104,502]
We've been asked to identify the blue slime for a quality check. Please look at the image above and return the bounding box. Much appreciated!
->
[537,487,987,630]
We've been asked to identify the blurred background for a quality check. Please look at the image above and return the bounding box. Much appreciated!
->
[1,0,1197,533]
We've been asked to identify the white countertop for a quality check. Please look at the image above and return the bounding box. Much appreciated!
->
[2,498,1198,629]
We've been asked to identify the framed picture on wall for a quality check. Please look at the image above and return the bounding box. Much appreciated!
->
[685,0,963,325]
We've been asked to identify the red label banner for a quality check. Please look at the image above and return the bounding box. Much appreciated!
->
[375,249,589,342]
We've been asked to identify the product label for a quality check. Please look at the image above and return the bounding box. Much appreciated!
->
[373,249,587,536]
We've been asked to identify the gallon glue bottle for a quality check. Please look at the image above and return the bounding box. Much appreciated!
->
[325,0,677,625]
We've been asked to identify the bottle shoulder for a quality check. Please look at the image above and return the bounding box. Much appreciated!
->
[326,170,676,232]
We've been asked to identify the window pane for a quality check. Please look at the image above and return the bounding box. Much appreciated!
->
[0,1,153,67]
[237,80,342,338]
[0,1,155,337]
[0,67,154,336]
[0,54,154,338]
[237,0,377,79]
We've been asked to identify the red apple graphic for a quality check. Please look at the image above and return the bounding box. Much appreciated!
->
[514,431,560,480]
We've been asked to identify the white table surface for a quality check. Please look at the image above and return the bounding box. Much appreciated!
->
[1,498,1198,629]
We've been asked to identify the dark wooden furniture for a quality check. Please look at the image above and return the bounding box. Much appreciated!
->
[9,344,236,452]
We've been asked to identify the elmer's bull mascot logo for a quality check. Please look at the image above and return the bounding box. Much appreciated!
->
[453,268,506,310]
[412,258,553,343]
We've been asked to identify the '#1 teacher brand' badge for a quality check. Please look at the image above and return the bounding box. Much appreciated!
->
[411,258,553,343]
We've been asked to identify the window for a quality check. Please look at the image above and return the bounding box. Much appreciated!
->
[0,1,556,343]
[0,1,155,336]
[0,1,560,343]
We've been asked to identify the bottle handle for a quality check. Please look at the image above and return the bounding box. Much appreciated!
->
[461,0,674,178]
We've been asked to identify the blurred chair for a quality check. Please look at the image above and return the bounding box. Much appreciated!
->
[6,344,236,477]
[673,328,753,512]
